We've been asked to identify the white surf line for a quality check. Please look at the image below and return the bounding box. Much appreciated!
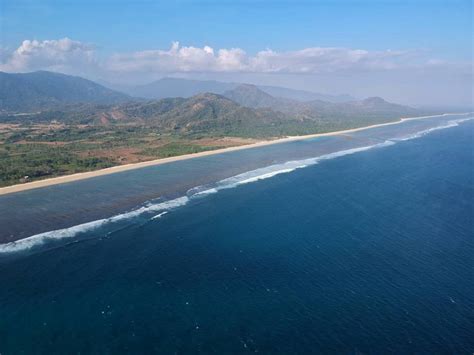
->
[392,117,474,141]
[0,142,393,253]
[0,197,190,253]
[0,112,471,196]
[1,115,473,254]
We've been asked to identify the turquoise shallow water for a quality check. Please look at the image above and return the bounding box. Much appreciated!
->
[0,115,473,353]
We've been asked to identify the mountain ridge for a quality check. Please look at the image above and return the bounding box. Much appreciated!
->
[0,71,422,138]
[0,71,130,111]
[113,77,356,103]
[222,84,418,119]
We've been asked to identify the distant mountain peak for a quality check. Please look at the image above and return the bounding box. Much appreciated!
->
[116,77,355,103]
[0,71,129,112]
[234,83,258,89]
[223,84,279,109]
[363,96,387,105]
[190,92,224,101]
[231,84,270,95]
[357,96,416,112]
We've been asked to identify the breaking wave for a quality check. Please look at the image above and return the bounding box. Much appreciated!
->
[0,197,189,253]
[1,116,472,254]
[393,117,473,141]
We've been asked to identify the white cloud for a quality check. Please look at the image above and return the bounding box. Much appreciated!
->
[0,38,96,73]
[106,41,248,73]
[0,38,470,106]
[0,38,451,76]
[106,42,419,74]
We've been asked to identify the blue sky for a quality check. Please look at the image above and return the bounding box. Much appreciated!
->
[2,0,471,57]
[0,0,472,106]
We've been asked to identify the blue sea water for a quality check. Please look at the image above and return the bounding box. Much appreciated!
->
[0,115,473,353]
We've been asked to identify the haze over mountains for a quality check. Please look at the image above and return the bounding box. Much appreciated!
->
[223,84,419,119]
[89,88,419,136]
[117,77,356,103]
[0,70,424,136]
[0,69,440,186]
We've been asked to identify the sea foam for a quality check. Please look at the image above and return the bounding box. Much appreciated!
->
[0,117,472,254]
[393,117,473,141]
[0,196,189,253]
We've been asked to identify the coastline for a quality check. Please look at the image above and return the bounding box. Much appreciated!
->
[0,112,468,196]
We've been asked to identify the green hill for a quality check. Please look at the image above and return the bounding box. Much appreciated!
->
[0,71,130,112]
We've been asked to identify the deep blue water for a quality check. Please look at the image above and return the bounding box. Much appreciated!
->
[0,117,473,353]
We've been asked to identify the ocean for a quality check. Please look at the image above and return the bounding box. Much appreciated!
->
[0,114,473,353]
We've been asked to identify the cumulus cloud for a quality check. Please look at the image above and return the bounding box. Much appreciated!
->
[105,41,247,73]
[106,41,419,74]
[0,38,457,77]
[0,38,469,106]
[0,38,96,73]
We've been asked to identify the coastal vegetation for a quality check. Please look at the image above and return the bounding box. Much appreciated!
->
[0,71,433,187]
[0,124,239,186]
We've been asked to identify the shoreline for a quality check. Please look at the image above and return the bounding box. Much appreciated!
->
[0,112,469,196]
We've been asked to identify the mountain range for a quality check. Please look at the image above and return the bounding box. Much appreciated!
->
[105,77,355,103]
[94,86,418,135]
[0,71,423,137]
[222,84,418,119]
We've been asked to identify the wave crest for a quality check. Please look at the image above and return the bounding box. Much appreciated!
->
[1,117,472,254]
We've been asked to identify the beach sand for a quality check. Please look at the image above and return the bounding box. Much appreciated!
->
[0,113,467,196]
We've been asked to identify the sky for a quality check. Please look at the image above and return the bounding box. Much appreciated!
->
[0,0,472,107]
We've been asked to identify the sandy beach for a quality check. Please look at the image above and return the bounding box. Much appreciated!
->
[0,113,468,196]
